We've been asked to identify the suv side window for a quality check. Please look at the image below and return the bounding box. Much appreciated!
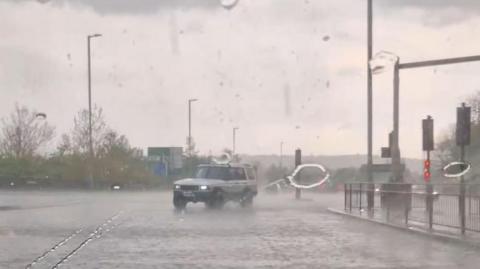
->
[246,168,256,180]
[229,168,246,180]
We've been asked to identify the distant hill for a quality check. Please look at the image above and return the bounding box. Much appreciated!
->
[241,154,423,174]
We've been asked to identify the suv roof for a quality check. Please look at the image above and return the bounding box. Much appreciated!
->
[198,163,253,168]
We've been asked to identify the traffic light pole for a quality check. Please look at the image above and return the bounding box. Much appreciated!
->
[425,150,433,230]
[295,149,302,200]
[422,115,434,230]
[392,60,401,182]
[456,102,470,235]
[460,143,466,235]
[391,55,480,183]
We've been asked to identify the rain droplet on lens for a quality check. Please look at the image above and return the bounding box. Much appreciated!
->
[220,0,239,10]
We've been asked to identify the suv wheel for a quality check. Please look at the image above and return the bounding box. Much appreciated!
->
[207,190,225,209]
[240,190,254,208]
[173,197,187,211]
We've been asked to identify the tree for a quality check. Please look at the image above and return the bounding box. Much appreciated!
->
[57,134,73,156]
[58,107,151,187]
[97,130,134,183]
[70,105,108,156]
[0,104,55,159]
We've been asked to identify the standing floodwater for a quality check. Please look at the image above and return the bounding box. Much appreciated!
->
[0,191,478,268]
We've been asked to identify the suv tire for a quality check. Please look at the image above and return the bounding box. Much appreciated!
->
[240,190,254,208]
[207,190,225,209]
[173,197,187,211]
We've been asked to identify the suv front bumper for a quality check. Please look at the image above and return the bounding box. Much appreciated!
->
[173,190,213,203]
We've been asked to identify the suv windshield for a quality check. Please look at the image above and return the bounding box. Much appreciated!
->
[195,167,246,180]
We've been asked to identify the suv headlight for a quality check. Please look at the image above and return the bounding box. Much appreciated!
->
[200,185,208,190]
[175,185,181,190]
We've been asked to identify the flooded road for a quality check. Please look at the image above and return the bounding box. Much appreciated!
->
[0,191,479,268]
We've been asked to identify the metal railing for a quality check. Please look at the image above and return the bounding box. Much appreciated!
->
[344,183,480,234]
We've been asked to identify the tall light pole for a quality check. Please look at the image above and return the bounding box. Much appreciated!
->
[232,127,239,156]
[366,0,374,210]
[87,33,101,187]
[188,98,198,156]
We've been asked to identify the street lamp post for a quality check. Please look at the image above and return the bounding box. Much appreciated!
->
[188,98,198,156]
[391,58,401,182]
[232,127,239,156]
[87,33,101,187]
[366,0,374,211]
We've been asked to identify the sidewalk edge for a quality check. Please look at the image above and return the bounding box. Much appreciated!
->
[327,208,480,249]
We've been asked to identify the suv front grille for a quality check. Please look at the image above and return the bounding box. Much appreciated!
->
[180,185,199,191]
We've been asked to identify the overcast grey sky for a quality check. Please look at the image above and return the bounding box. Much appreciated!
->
[1,0,480,158]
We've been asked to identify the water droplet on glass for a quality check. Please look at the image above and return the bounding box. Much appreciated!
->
[220,0,239,10]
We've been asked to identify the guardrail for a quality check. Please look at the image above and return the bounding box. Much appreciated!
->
[344,183,480,234]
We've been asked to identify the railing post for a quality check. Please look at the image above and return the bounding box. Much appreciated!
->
[349,183,353,212]
[344,183,347,211]
[404,184,410,226]
[367,182,374,212]
[460,183,466,234]
[405,201,409,226]
[359,183,363,213]
[468,187,472,216]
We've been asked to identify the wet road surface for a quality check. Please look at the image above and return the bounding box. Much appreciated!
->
[1,191,479,268]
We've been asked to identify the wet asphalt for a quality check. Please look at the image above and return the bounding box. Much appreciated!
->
[0,190,479,269]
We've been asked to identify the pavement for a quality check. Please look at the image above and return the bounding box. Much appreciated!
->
[1,190,480,268]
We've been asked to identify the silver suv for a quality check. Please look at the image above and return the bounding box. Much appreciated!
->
[173,163,258,210]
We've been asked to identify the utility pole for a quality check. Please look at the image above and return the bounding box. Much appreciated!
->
[87,33,101,188]
[366,0,374,210]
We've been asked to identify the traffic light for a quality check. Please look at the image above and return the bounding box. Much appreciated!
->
[422,116,434,151]
[423,160,431,182]
[456,104,471,146]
